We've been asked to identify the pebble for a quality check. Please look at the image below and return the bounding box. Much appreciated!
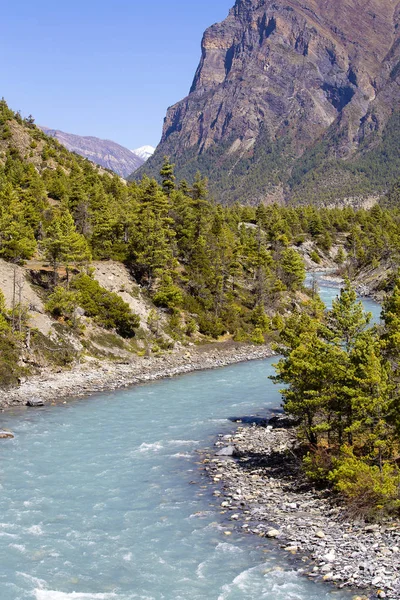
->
[203,421,400,599]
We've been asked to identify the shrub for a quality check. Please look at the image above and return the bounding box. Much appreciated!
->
[153,274,183,309]
[197,313,226,338]
[45,287,81,322]
[233,328,248,342]
[310,250,321,264]
[251,326,265,345]
[72,274,140,338]
[303,446,334,485]
[251,306,270,332]
[0,334,23,387]
[329,450,400,519]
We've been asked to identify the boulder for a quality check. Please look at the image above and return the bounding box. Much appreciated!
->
[0,430,14,439]
[26,398,45,407]
[266,529,280,538]
[215,445,237,457]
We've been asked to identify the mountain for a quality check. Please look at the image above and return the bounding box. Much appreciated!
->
[40,127,144,178]
[136,0,400,205]
[132,145,155,161]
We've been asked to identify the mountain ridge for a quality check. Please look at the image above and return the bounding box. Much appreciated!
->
[40,127,145,178]
[136,0,400,205]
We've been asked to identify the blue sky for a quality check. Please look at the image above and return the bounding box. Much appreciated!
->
[1,1,233,149]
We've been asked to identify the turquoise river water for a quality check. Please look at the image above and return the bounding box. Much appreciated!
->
[0,278,381,600]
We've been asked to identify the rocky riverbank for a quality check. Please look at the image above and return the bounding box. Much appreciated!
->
[203,420,400,600]
[0,342,274,410]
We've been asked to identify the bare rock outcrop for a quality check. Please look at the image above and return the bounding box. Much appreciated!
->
[139,0,400,205]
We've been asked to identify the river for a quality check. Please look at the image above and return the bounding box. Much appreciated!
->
[0,278,382,600]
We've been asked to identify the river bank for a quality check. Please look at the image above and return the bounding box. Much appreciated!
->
[0,342,274,410]
[203,420,400,600]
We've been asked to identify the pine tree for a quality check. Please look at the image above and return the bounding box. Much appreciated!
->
[43,210,91,284]
[160,157,175,196]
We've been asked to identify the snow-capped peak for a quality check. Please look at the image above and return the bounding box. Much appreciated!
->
[132,145,155,161]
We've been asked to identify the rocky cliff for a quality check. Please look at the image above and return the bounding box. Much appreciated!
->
[41,127,144,178]
[138,0,400,205]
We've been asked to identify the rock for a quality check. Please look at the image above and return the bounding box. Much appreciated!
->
[0,430,14,439]
[284,545,298,552]
[377,592,387,599]
[323,550,336,562]
[145,0,400,206]
[26,398,45,407]
[315,530,325,539]
[268,414,300,429]
[266,529,280,538]
[215,445,237,457]
[321,564,333,573]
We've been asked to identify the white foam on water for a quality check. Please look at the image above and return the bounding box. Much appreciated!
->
[35,593,119,600]
[196,560,207,579]
[0,521,16,529]
[171,452,192,458]
[0,531,17,538]
[216,542,244,554]
[27,524,44,535]
[168,439,199,446]
[9,543,26,553]
[138,442,163,453]
[217,565,304,600]
[17,572,47,588]
[123,552,132,562]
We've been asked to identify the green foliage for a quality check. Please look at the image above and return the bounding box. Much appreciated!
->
[279,248,305,291]
[153,274,183,309]
[45,287,81,323]
[72,274,140,338]
[2,98,400,358]
[329,449,400,519]
[43,210,91,282]
[310,250,321,264]
[274,279,400,518]
[0,333,23,387]
[251,326,265,345]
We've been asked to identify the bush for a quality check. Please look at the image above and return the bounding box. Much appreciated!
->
[329,450,400,519]
[153,274,183,309]
[45,287,81,323]
[233,328,248,342]
[72,274,140,338]
[251,326,265,345]
[310,250,321,264]
[251,306,270,332]
[303,446,334,485]
[0,334,23,387]
[197,313,226,338]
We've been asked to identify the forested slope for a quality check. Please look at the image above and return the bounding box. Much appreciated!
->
[1,99,400,388]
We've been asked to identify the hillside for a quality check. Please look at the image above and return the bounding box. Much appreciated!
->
[2,98,400,392]
[136,0,400,205]
[40,126,144,178]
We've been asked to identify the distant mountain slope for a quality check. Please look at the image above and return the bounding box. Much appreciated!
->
[40,127,144,178]
[133,145,155,161]
[136,0,400,205]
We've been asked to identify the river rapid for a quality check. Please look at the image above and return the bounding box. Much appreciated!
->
[0,278,381,600]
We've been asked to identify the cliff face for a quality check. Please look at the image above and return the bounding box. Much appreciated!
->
[41,128,144,178]
[139,0,400,204]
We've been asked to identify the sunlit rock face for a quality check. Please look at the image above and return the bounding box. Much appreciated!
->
[141,0,400,205]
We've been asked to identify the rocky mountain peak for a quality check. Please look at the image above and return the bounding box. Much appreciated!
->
[138,0,400,205]
[40,127,145,179]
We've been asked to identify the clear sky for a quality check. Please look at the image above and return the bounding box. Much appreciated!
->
[1,0,234,149]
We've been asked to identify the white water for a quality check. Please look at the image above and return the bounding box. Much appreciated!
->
[0,278,379,600]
